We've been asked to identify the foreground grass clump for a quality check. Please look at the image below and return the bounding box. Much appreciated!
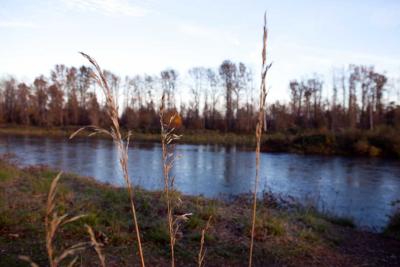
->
[1,160,400,266]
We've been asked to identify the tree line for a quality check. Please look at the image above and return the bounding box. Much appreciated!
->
[0,62,399,133]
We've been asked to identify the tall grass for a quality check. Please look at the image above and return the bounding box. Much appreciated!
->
[20,172,105,267]
[249,13,272,267]
[197,216,212,267]
[44,172,88,267]
[70,52,145,266]
[86,224,107,267]
[159,95,192,267]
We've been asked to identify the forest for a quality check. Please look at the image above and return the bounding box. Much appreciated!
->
[1,62,399,157]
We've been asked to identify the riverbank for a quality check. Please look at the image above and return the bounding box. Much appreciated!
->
[0,125,257,146]
[1,125,400,158]
[0,158,399,266]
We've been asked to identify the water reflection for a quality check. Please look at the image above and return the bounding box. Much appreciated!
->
[0,135,399,230]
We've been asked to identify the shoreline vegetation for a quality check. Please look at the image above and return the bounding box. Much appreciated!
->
[1,125,400,159]
[1,158,399,266]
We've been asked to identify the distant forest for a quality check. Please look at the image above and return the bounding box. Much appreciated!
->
[0,61,399,133]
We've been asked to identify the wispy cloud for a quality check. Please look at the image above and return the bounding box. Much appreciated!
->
[0,20,39,29]
[62,0,148,17]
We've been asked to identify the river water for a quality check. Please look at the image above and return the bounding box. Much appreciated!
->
[1,135,399,230]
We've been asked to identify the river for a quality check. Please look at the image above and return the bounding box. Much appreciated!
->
[1,135,399,230]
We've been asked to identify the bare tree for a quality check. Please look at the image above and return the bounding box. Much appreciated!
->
[188,67,207,128]
[87,92,101,126]
[77,66,92,109]
[66,67,79,125]
[2,78,17,123]
[161,69,178,110]
[103,70,121,112]
[219,60,237,131]
[48,84,64,126]
[206,68,219,128]
[33,76,48,126]
[15,83,31,125]
[348,65,358,129]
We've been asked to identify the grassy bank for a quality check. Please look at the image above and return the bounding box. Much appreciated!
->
[1,159,400,266]
[0,125,257,146]
[1,125,400,159]
[261,127,400,159]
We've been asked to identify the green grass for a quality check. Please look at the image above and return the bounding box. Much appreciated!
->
[0,164,19,182]
[297,212,329,233]
[0,159,395,266]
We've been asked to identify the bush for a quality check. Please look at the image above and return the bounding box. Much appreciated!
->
[293,133,336,154]
[367,127,400,158]
[264,133,290,152]
[368,146,381,157]
[353,139,370,155]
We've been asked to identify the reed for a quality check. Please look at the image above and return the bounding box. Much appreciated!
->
[70,52,145,267]
[248,13,272,267]
[159,94,191,267]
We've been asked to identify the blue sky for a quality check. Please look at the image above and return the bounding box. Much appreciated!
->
[0,0,399,102]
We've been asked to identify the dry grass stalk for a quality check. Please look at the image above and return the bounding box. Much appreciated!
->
[159,95,188,267]
[70,52,145,267]
[197,216,212,267]
[86,224,106,267]
[18,256,39,267]
[19,173,106,267]
[45,172,88,267]
[248,13,272,267]
[20,172,89,267]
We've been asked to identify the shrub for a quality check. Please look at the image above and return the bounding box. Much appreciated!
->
[251,215,286,241]
[368,146,381,157]
[353,139,370,155]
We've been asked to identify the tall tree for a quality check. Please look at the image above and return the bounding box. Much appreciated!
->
[15,83,31,125]
[50,64,68,93]
[48,84,64,126]
[348,65,358,129]
[66,67,79,125]
[87,92,101,126]
[188,67,206,128]
[33,76,48,126]
[77,66,92,109]
[219,60,237,131]
[2,78,17,123]
[160,69,178,110]
[206,68,219,129]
